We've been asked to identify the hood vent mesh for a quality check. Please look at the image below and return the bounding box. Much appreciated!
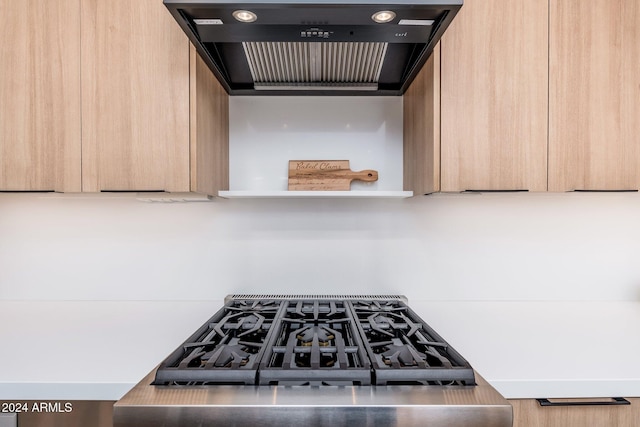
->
[242,42,388,90]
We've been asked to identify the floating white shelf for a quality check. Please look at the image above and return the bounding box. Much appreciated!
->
[218,191,414,199]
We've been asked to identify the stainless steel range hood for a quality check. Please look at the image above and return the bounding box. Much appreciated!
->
[163,0,462,95]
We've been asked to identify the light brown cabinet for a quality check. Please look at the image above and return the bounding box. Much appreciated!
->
[548,0,640,191]
[406,0,640,194]
[403,45,441,195]
[189,47,229,196]
[9,1,637,196]
[81,0,191,192]
[1,0,227,195]
[439,0,549,192]
[0,0,82,192]
[510,398,640,427]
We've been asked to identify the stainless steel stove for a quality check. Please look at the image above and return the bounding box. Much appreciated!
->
[114,295,512,427]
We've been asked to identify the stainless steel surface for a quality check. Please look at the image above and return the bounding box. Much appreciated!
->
[114,369,513,427]
[0,413,16,427]
[254,83,379,91]
[242,42,388,86]
[224,294,408,303]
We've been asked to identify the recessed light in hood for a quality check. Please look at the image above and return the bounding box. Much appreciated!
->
[164,0,463,96]
[232,10,258,23]
[371,10,396,24]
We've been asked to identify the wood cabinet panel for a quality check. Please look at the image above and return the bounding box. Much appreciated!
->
[403,44,440,195]
[0,0,81,192]
[548,0,640,191]
[16,400,113,427]
[440,0,548,192]
[81,0,190,192]
[190,45,229,195]
[511,398,640,427]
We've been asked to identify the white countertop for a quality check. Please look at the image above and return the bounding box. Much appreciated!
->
[410,301,640,399]
[1,300,639,400]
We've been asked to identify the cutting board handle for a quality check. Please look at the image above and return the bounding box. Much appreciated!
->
[350,170,379,182]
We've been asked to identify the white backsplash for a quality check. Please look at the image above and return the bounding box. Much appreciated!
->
[1,192,639,302]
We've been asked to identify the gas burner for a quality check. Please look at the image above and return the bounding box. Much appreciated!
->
[294,348,338,368]
[152,299,286,386]
[349,300,476,385]
[379,339,426,368]
[287,325,346,369]
[296,325,335,346]
[203,343,251,368]
[257,300,373,385]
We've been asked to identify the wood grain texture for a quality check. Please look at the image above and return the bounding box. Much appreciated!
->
[403,44,440,195]
[511,398,640,427]
[81,0,190,192]
[0,0,81,192]
[548,0,640,191]
[440,0,548,192]
[16,400,114,427]
[190,45,229,196]
[288,160,378,191]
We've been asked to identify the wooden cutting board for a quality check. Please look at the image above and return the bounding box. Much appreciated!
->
[288,160,378,191]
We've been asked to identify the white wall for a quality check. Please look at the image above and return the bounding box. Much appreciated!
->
[1,192,639,302]
[228,96,404,191]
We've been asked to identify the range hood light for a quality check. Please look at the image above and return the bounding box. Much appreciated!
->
[371,10,396,24]
[233,10,257,23]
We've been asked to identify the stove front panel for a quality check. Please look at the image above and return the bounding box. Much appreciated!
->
[115,371,513,427]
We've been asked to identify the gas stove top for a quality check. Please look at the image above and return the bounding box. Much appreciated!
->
[114,295,512,427]
[152,296,475,387]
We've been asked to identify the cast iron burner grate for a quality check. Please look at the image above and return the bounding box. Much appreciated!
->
[350,300,476,385]
[153,297,476,387]
[152,299,285,385]
[258,299,372,386]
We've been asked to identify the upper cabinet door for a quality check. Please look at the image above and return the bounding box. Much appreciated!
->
[0,0,81,192]
[440,0,549,192]
[190,47,229,196]
[403,44,441,195]
[549,0,640,191]
[81,0,190,192]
